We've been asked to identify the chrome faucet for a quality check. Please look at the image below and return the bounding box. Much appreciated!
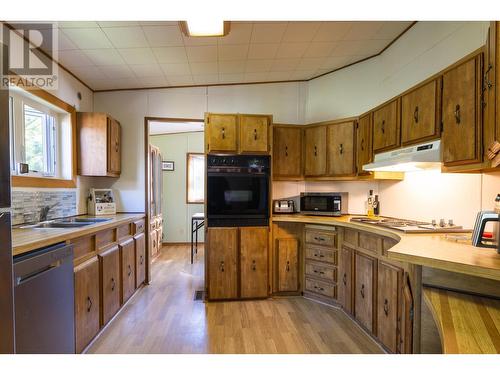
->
[39,202,60,222]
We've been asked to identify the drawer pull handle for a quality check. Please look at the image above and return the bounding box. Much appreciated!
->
[314,145,317,156]
[454,104,461,124]
[314,236,325,241]
[254,128,257,140]
[381,120,385,134]
[360,284,365,299]
[219,261,225,272]
[343,273,347,285]
[361,138,364,151]
[285,145,288,156]
[314,253,325,258]
[384,299,389,316]
[140,255,144,265]
[128,265,132,277]
[111,277,116,291]
[286,261,290,272]
[221,127,225,139]
[313,270,325,275]
[313,285,325,291]
[339,143,343,155]
[252,260,257,271]
[414,106,419,123]
[87,296,92,312]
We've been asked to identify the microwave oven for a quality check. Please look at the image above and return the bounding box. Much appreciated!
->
[299,192,348,217]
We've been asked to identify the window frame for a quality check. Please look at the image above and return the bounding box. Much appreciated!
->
[10,81,77,189]
[186,152,205,204]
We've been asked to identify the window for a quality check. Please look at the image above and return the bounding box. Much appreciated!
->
[186,153,205,204]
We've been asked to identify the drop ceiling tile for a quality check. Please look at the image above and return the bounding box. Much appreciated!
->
[59,21,100,28]
[95,77,140,90]
[129,63,164,77]
[58,50,95,67]
[70,66,107,80]
[139,21,179,26]
[138,75,168,87]
[167,75,194,86]
[282,22,321,42]
[182,35,218,46]
[57,31,78,51]
[219,73,245,83]
[193,74,219,85]
[343,22,385,41]
[62,28,113,49]
[313,22,354,42]
[218,44,249,61]
[190,62,218,75]
[289,70,318,80]
[297,57,327,71]
[143,25,184,47]
[332,40,376,57]
[321,55,357,70]
[251,22,287,43]
[245,59,273,73]
[248,43,279,59]
[304,42,338,58]
[103,27,149,48]
[152,46,188,63]
[219,60,246,74]
[267,71,292,81]
[83,49,126,66]
[375,21,413,40]
[217,23,252,45]
[270,59,300,72]
[275,43,309,59]
[117,48,157,64]
[160,63,192,76]
[97,21,140,27]
[99,64,134,79]
[244,72,269,82]
[186,45,217,62]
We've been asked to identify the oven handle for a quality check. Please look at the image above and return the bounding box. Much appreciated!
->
[207,171,269,177]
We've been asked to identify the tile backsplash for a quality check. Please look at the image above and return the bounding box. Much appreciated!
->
[12,190,77,225]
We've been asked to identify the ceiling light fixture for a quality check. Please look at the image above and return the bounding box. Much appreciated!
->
[180,20,230,37]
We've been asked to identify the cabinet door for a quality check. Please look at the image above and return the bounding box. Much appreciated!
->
[240,115,269,153]
[240,227,269,298]
[150,229,158,259]
[99,245,121,326]
[327,121,356,176]
[107,117,121,175]
[120,238,136,303]
[206,114,238,153]
[354,252,376,333]
[356,114,373,175]
[273,126,302,177]
[74,257,100,353]
[207,228,238,299]
[377,261,403,353]
[338,245,353,314]
[277,238,299,292]
[304,126,327,176]
[442,56,482,166]
[134,232,146,288]
[400,276,414,354]
[401,79,440,145]
[373,99,400,153]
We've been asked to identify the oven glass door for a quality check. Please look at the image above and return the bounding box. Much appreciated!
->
[207,173,269,218]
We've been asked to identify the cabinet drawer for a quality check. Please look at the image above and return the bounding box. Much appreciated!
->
[382,237,398,256]
[71,235,96,260]
[305,229,337,248]
[133,219,145,234]
[96,229,115,250]
[305,278,336,299]
[359,232,381,254]
[117,223,131,239]
[305,246,337,265]
[305,262,336,283]
[343,229,358,248]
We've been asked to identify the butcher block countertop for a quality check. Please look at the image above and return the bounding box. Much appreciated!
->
[12,213,145,257]
[272,214,500,281]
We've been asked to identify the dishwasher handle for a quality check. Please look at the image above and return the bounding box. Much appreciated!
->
[15,260,62,286]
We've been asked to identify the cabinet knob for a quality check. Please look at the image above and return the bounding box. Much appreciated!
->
[221,127,225,139]
[360,284,365,298]
[219,261,225,272]
[384,298,389,316]
[413,106,419,123]
[254,128,257,140]
[111,277,116,291]
[454,104,461,124]
[87,296,92,312]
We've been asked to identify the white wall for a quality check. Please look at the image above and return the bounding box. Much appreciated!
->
[150,132,204,243]
[94,82,307,213]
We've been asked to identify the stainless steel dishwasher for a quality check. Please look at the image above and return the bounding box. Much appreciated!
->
[14,242,75,353]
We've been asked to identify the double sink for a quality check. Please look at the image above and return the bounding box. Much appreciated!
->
[19,217,112,229]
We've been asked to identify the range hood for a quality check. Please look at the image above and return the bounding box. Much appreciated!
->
[363,140,441,172]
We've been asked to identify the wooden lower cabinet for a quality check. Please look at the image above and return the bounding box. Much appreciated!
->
[74,257,100,353]
[150,229,158,259]
[99,245,121,327]
[277,238,299,292]
[240,227,269,298]
[338,245,353,314]
[120,238,136,303]
[134,232,146,288]
[354,252,376,333]
[207,228,238,300]
[377,261,403,353]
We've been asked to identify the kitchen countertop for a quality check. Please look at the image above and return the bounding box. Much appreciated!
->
[272,214,500,281]
[12,213,145,257]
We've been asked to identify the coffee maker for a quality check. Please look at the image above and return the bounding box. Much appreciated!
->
[472,211,500,253]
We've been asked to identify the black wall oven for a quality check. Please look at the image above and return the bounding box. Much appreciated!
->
[207,155,270,227]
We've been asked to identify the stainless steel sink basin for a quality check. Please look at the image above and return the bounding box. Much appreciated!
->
[18,217,112,229]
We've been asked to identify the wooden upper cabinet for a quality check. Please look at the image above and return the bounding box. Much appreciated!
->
[377,261,403,353]
[77,112,121,177]
[240,115,269,153]
[207,228,238,300]
[354,252,376,333]
[338,245,353,314]
[442,56,482,166]
[99,245,121,327]
[240,227,269,298]
[373,99,400,153]
[277,238,299,292]
[401,79,441,146]
[205,114,238,153]
[484,22,499,165]
[74,257,100,353]
[304,126,327,176]
[273,126,302,178]
[356,114,373,175]
[327,121,356,176]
